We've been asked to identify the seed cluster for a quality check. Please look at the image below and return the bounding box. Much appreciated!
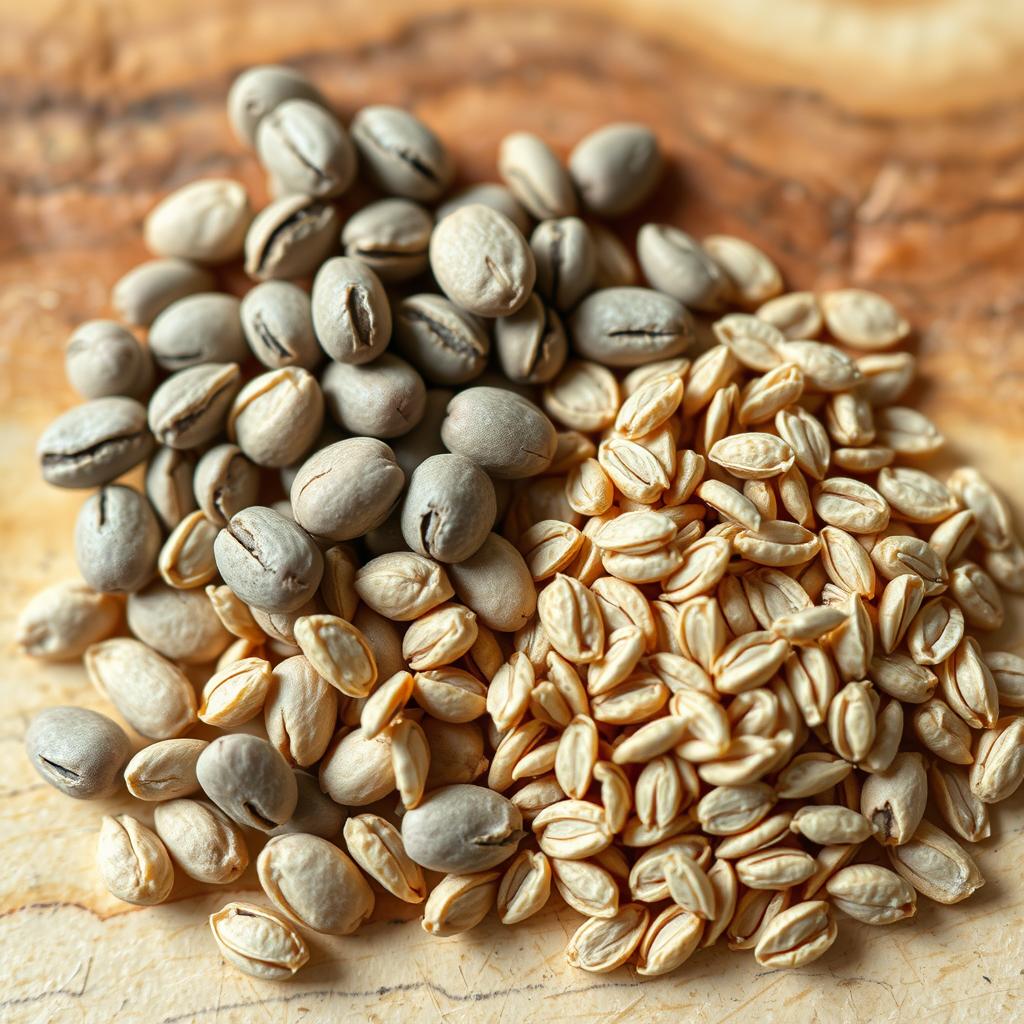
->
[19,63,1024,981]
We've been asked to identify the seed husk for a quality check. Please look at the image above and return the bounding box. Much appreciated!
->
[209,902,309,980]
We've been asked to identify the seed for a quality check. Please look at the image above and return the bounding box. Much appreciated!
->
[361,671,415,739]
[391,717,431,809]
[878,574,925,653]
[776,340,862,392]
[498,849,552,924]
[790,805,873,845]
[733,519,819,567]
[887,820,984,904]
[870,651,937,703]
[827,680,877,763]
[319,726,395,807]
[124,738,207,801]
[735,849,816,890]
[422,871,501,937]
[877,467,958,524]
[564,903,650,973]
[17,581,123,661]
[199,657,272,727]
[912,698,974,764]
[970,716,1024,803]
[821,289,909,350]
[874,406,944,456]
[534,799,614,859]
[294,614,378,697]
[154,799,249,884]
[872,534,947,593]
[713,811,793,860]
[713,631,790,695]
[258,833,374,935]
[754,900,837,968]
[85,638,198,739]
[987,651,1024,707]
[402,784,523,873]
[551,857,619,918]
[344,814,426,903]
[813,477,890,534]
[929,763,990,843]
[554,714,599,799]
[938,636,999,729]
[593,761,632,833]
[355,552,454,621]
[861,752,927,846]
[209,902,308,980]
[697,479,762,532]
[703,236,782,308]
[826,865,916,925]
[401,603,479,669]
[97,814,175,906]
[519,520,585,580]
[665,853,716,918]
[776,753,852,800]
[947,467,1013,551]
[756,291,822,338]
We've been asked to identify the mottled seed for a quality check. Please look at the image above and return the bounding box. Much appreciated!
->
[39,397,154,489]
[350,105,453,201]
[257,99,357,199]
[531,217,596,311]
[240,280,321,370]
[209,902,308,980]
[112,258,215,327]
[145,179,252,263]
[569,123,661,216]
[430,204,535,317]
[571,287,693,367]
[25,706,131,799]
[214,505,324,613]
[244,194,340,281]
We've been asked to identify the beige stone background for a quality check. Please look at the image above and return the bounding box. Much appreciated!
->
[2,0,1024,1021]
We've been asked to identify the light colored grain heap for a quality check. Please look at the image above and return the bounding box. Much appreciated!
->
[18,63,1024,981]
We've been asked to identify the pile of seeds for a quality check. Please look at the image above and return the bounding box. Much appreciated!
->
[19,62,1024,980]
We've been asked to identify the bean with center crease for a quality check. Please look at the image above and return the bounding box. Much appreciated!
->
[25,706,132,799]
[256,99,357,199]
[38,397,153,489]
[342,198,433,281]
[148,293,248,370]
[350,105,453,201]
[400,453,496,563]
[75,484,161,594]
[65,321,154,400]
[570,287,693,367]
[214,505,324,613]
[240,280,322,370]
[495,293,568,384]
[401,784,524,872]
[196,733,298,832]
[148,363,242,450]
[311,256,392,364]
[393,294,490,385]
[244,194,340,281]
